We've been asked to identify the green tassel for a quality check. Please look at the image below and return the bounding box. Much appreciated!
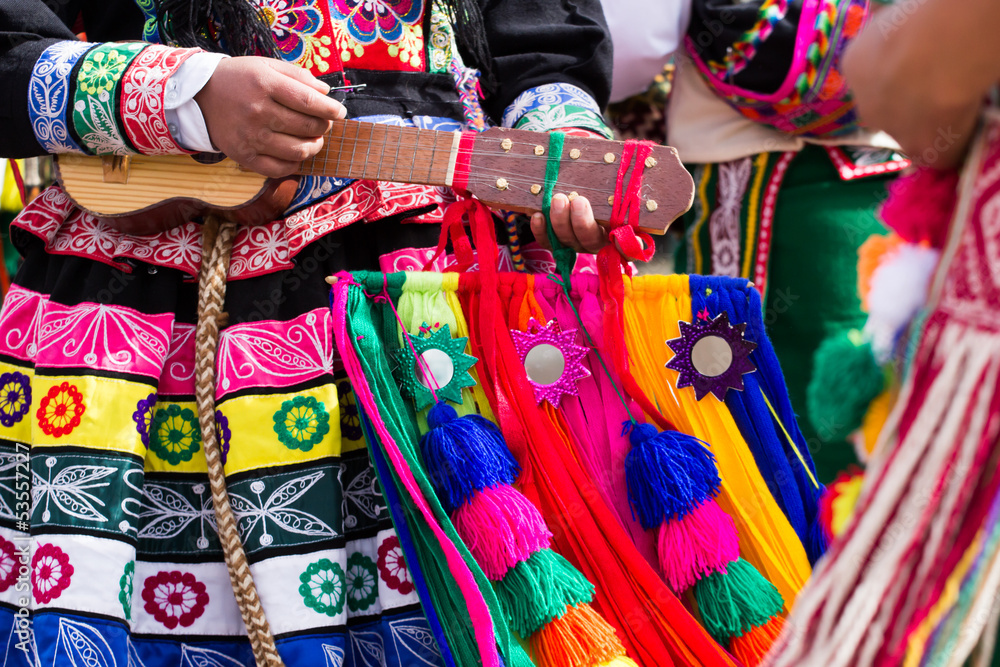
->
[493,549,595,638]
[508,642,535,667]
[807,329,885,442]
[693,558,784,643]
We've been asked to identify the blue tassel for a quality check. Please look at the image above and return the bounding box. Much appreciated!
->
[624,423,722,530]
[420,402,520,512]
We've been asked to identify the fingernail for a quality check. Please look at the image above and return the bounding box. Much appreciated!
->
[531,213,544,226]
[318,81,331,95]
[551,195,566,214]
[571,195,588,214]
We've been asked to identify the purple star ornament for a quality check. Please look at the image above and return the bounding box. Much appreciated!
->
[666,312,757,401]
[511,319,591,407]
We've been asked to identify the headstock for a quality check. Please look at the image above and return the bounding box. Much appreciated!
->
[464,127,694,234]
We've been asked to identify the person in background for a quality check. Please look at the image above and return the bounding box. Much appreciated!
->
[767,2,1000,666]
[601,0,906,487]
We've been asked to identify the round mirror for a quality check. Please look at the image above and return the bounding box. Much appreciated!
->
[417,348,455,390]
[690,335,733,378]
[524,343,566,386]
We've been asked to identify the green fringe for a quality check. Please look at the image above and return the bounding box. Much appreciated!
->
[493,549,595,638]
[693,558,784,643]
[508,642,535,667]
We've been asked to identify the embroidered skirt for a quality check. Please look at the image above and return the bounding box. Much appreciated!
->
[0,215,446,666]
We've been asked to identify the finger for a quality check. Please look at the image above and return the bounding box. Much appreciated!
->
[266,105,332,138]
[270,76,347,121]
[266,58,332,94]
[251,131,325,163]
[240,153,303,179]
[530,213,550,250]
[569,196,608,253]
[550,193,585,252]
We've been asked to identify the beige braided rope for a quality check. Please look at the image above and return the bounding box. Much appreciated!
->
[196,216,285,667]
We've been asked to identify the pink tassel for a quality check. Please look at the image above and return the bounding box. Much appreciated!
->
[452,484,553,580]
[657,498,739,592]
[880,167,959,249]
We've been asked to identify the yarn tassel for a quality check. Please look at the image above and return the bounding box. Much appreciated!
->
[598,658,641,667]
[529,603,626,667]
[494,549,595,637]
[693,558,785,644]
[728,615,785,667]
[625,423,721,529]
[420,401,520,511]
[657,497,739,592]
[452,484,553,580]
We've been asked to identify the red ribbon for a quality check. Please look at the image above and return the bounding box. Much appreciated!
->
[599,140,676,431]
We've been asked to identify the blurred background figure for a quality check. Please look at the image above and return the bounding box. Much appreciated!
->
[601,0,908,495]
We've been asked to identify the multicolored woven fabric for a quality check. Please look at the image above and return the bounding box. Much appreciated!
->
[686,0,870,138]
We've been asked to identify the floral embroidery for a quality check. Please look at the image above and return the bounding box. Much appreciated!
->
[150,404,202,465]
[251,0,334,72]
[345,551,378,612]
[32,543,74,603]
[119,560,134,620]
[216,410,231,465]
[272,396,330,452]
[0,537,19,592]
[0,372,31,428]
[36,382,86,437]
[78,48,131,95]
[299,558,346,616]
[330,0,422,45]
[132,393,157,447]
[377,536,413,595]
[141,570,209,628]
[337,381,362,441]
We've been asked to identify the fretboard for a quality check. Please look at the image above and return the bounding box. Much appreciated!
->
[297,120,460,187]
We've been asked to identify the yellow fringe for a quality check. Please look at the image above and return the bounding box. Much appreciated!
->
[623,275,812,612]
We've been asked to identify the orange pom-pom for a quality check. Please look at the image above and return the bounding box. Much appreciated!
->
[844,4,866,38]
[729,615,785,666]
[857,233,903,309]
[529,603,625,667]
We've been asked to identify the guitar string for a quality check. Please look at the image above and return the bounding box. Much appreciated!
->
[303,142,647,188]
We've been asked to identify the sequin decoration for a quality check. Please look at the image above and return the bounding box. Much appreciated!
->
[511,319,591,408]
[395,323,477,409]
[666,312,757,401]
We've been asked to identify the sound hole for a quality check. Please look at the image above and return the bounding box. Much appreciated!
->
[191,152,227,165]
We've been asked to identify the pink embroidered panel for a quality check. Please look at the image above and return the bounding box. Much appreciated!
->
[216,308,335,399]
[34,300,174,378]
[0,286,47,363]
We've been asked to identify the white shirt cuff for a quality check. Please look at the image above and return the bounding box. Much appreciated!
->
[164,52,229,153]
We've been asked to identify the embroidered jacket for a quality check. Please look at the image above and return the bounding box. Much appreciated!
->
[0,0,613,279]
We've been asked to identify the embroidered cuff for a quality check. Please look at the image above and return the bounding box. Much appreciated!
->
[69,42,203,156]
[121,45,205,155]
[502,83,612,139]
[514,105,613,139]
[164,51,229,153]
[28,41,97,154]
[501,83,602,126]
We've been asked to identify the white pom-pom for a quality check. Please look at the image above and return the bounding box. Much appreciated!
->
[864,243,940,361]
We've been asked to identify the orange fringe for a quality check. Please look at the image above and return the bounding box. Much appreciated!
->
[529,603,626,667]
[857,233,903,310]
[728,615,785,667]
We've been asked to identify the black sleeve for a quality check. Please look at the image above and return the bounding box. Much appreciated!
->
[0,0,144,158]
[479,0,613,124]
[0,0,80,157]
